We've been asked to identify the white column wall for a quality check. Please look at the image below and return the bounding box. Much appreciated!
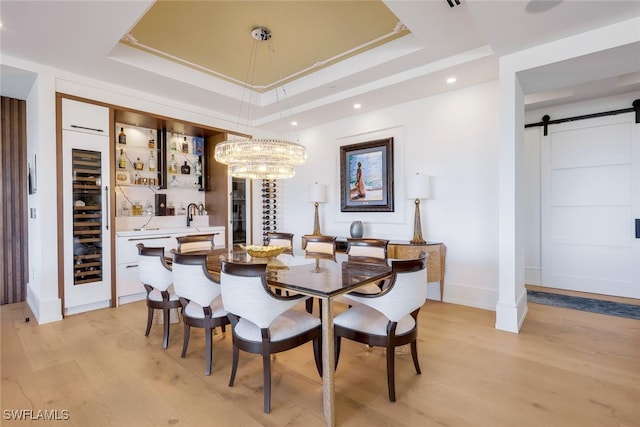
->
[24,69,62,323]
[496,64,527,333]
[496,17,640,333]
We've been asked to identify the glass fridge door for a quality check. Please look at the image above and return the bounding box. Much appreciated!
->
[72,148,104,285]
[231,177,246,245]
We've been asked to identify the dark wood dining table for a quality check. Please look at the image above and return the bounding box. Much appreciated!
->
[191,248,392,427]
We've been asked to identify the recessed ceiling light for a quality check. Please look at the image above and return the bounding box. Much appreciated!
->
[290,121,298,127]
[446,77,457,84]
[353,103,362,110]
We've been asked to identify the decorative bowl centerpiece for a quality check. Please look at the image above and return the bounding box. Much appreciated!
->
[240,244,287,259]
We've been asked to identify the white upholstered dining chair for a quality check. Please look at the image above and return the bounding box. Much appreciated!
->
[303,234,337,258]
[346,238,389,263]
[220,260,322,413]
[267,232,294,254]
[302,235,337,313]
[334,252,428,402]
[171,251,229,376]
[136,243,181,349]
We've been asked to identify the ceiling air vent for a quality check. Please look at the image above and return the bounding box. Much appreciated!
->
[446,0,461,7]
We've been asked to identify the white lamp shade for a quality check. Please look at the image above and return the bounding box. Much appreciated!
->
[309,182,327,203]
[406,174,431,200]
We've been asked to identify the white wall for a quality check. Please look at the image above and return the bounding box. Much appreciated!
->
[272,81,501,309]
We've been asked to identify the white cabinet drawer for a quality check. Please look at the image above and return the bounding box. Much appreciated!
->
[117,263,145,298]
[62,98,109,135]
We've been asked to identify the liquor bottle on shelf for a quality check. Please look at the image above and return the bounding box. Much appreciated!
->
[148,150,156,172]
[168,154,178,174]
[181,161,191,175]
[147,129,155,148]
[132,201,143,216]
[195,158,202,176]
[134,158,144,170]
[144,200,154,216]
[118,127,126,144]
[118,149,126,169]
[170,132,178,151]
[181,137,189,154]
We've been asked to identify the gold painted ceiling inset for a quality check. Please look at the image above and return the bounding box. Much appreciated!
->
[121,1,409,92]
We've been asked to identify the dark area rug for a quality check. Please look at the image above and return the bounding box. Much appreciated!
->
[527,290,640,320]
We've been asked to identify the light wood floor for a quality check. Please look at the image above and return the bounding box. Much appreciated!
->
[2,299,639,426]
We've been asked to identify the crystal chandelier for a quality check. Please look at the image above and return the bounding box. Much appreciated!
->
[215,27,307,180]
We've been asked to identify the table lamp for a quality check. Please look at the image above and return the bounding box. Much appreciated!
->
[406,173,431,244]
[309,182,326,235]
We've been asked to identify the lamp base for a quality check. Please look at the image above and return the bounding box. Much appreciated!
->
[312,202,322,236]
[411,199,426,245]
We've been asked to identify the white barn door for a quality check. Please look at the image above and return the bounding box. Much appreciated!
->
[541,113,639,298]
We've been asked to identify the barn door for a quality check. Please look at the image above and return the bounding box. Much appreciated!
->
[541,113,639,298]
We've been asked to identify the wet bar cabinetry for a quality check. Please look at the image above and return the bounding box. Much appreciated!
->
[60,97,114,314]
[115,227,225,304]
[113,110,230,223]
[113,124,206,192]
[57,94,250,316]
[114,124,164,189]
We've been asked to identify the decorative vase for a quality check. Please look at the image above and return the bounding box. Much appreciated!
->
[350,220,364,238]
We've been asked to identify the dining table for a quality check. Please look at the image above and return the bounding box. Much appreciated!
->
[191,247,393,427]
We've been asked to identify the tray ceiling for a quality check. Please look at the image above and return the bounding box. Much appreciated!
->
[122,1,408,92]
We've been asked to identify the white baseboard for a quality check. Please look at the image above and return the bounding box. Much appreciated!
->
[495,287,528,333]
[438,280,498,311]
[64,300,111,316]
[118,292,146,305]
[26,284,63,324]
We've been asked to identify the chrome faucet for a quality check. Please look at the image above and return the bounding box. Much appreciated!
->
[186,203,198,227]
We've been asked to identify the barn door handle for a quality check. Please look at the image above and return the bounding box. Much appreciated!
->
[636,219,640,238]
